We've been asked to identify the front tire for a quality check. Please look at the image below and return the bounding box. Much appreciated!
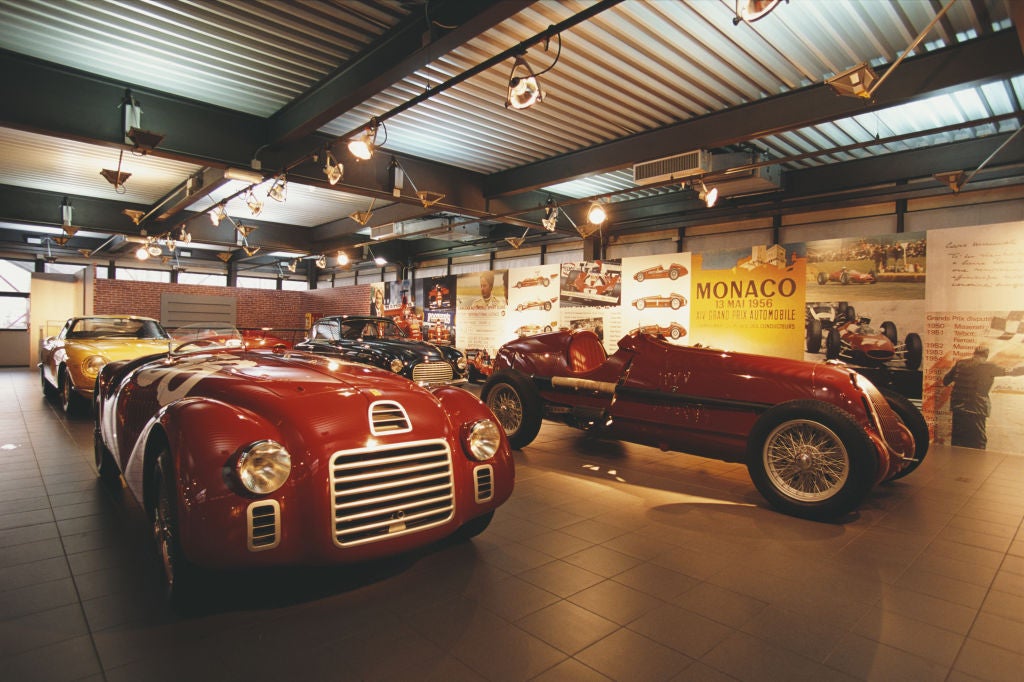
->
[746,400,877,520]
[806,319,823,353]
[59,367,84,417]
[825,328,841,360]
[904,333,923,370]
[880,388,929,480]
[41,366,57,398]
[881,321,898,344]
[152,440,201,606]
[481,371,543,449]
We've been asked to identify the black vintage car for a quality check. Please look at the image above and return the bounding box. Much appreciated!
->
[294,315,468,386]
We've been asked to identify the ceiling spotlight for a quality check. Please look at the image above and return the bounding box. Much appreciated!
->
[245,188,263,216]
[349,119,381,160]
[217,252,233,263]
[267,175,287,202]
[733,0,787,25]
[416,190,445,208]
[52,236,70,246]
[210,204,228,226]
[374,256,387,266]
[336,251,349,266]
[934,170,966,192]
[315,254,327,269]
[698,180,719,208]
[586,201,607,225]
[122,208,145,225]
[126,127,165,152]
[147,243,163,257]
[542,197,558,231]
[350,198,376,226]
[135,244,150,260]
[323,151,343,185]
[165,235,176,252]
[235,223,256,238]
[61,224,79,238]
[286,259,298,273]
[506,55,544,110]
[826,62,878,100]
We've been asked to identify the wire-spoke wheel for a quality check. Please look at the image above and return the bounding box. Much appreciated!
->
[481,371,542,449]
[763,420,849,502]
[747,400,876,520]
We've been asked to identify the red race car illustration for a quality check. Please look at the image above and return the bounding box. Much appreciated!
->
[481,328,927,521]
[94,335,514,603]
[633,263,687,282]
[633,322,687,340]
[816,267,876,285]
[512,272,555,288]
[515,296,557,312]
[632,293,687,310]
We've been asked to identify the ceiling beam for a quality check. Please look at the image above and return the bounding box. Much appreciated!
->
[266,0,531,147]
[483,29,1024,198]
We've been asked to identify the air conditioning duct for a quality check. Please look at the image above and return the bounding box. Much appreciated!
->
[707,152,783,198]
[633,150,712,186]
[370,223,397,240]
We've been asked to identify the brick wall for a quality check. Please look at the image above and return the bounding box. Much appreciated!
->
[94,279,372,330]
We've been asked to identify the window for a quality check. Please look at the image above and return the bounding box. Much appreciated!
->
[237,276,279,290]
[0,293,29,330]
[0,259,32,292]
[282,279,307,291]
[178,272,227,287]
[115,267,171,283]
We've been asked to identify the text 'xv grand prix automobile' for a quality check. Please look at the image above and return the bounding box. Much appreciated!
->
[481,328,928,521]
[92,330,513,602]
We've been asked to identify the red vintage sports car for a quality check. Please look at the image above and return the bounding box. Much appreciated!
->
[812,316,923,370]
[94,337,513,602]
[633,263,687,282]
[512,272,555,288]
[816,267,876,285]
[481,329,927,520]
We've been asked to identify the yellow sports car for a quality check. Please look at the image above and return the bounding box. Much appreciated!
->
[39,315,171,416]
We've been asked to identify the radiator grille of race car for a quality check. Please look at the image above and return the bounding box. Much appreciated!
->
[330,439,454,547]
[860,382,908,453]
[411,361,453,385]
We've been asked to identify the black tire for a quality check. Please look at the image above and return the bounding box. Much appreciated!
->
[746,400,877,520]
[151,439,202,606]
[543,301,552,311]
[636,299,646,310]
[454,511,494,541]
[817,272,828,285]
[845,305,856,323]
[881,321,897,344]
[93,427,121,485]
[825,328,841,360]
[879,388,929,481]
[806,319,823,354]
[904,333,922,370]
[59,367,84,417]
[481,371,543,449]
[541,277,550,287]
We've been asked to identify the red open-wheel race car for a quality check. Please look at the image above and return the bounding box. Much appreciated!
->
[481,328,928,521]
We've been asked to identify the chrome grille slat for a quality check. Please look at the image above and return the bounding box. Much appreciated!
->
[474,465,494,503]
[411,361,453,384]
[331,438,454,547]
[335,481,452,507]
[247,500,280,551]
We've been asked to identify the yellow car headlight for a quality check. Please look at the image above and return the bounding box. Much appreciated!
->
[464,419,501,461]
[236,440,291,494]
[389,358,405,373]
[82,355,107,378]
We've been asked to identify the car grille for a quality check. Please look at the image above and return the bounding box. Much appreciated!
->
[331,439,454,547]
[247,500,280,551]
[370,401,411,435]
[411,361,453,384]
[861,382,909,454]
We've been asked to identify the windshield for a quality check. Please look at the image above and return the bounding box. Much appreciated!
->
[67,317,170,340]
[340,319,406,340]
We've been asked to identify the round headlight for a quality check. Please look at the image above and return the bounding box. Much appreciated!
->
[389,358,405,373]
[456,356,468,371]
[236,440,291,494]
[82,355,107,378]
[465,419,501,461]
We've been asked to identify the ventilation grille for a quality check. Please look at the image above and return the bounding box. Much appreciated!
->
[370,223,397,239]
[331,439,454,547]
[247,500,280,551]
[474,465,494,503]
[370,401,411,435]
[633,150,712,186]
[411,361,454,385]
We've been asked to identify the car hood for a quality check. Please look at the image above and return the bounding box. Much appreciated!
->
[67,338,170,360]
[349,337,452,362]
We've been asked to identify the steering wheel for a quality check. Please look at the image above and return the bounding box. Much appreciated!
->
[172,339,221,353]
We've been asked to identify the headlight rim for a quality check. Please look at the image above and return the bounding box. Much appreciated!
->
[463,418,501,461]
[389,357,405,373]
[236,439,292,495]
[82,354,108,378]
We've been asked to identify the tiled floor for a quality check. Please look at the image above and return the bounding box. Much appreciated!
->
[1,366,1022,682]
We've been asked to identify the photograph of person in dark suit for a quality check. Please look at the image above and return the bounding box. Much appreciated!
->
[942,345,1024,449]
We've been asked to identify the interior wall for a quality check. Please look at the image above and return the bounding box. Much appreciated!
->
[28,273,84,368]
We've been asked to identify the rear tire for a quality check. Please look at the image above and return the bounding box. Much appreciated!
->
[806,319,823,353]
[746,400,877,520]
[481,371,543,449]
[59,367,84,417]
[825,328,841,360]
